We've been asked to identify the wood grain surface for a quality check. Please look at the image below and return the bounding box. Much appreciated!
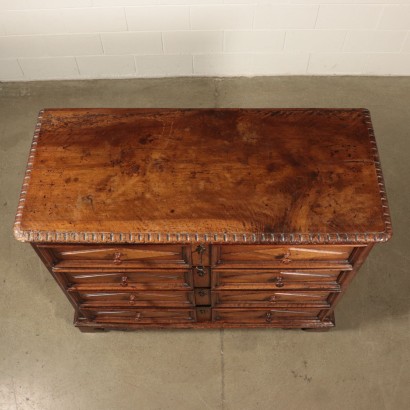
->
[14,108,391,244]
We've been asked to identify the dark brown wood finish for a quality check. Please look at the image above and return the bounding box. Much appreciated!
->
[15,108,392,331]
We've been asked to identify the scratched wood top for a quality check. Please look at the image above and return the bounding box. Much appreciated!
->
[14,108,392,244]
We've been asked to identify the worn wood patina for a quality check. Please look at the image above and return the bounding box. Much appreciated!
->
[14,108,392,331]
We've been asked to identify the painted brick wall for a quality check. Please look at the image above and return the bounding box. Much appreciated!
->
[0,0,409,81]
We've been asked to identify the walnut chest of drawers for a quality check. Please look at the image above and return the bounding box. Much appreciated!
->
[14,108,392,332]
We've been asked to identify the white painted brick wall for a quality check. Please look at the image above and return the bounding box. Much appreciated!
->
[18,57,79,79]
[101,32,162,55]
[224,31,285,53]
[125,6,190,31]
[0,59,23,80]
[0,0,409,81]
[285,30,346,52]
[137,54,193,76]
[315,5,383,30]
[76,55,136,77]
[254,5,319,30]
[163,31,223,54]
[403,34,410,52]
[190,5,253,30]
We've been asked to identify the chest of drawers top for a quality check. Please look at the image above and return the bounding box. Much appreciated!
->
[14,108,391,245]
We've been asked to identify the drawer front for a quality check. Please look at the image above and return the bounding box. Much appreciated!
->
[212,269,343,290]
[212,290,332,308]
[82,308,196,324]
[213,245,354,267]
[43,244,190,268]
[213,308,322,323]
[61,269,192,290]
[71,290,194,308]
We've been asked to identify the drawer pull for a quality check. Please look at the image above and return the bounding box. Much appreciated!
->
[196,266,206,277]
[281,251,292,264]
[135,312,141,321]
[198,289,207,297]
[268,295,276,301]
[113,252,122,265]
[120,276,128,287]
[265,312,272,322]
[195,244,206,255]
[129,294,136,304]
[273,276,284,288]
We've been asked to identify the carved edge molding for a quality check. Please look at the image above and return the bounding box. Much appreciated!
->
[14,109,44,243]
[13,230,392,245]
[362,108,393,241]
[13,109,393,245]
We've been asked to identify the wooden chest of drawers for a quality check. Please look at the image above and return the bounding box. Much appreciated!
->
[14,108,392,332]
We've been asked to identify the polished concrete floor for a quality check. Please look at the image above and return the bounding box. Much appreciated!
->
[0,77,409,410]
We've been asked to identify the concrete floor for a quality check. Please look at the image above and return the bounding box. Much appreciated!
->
[0,77,409,410]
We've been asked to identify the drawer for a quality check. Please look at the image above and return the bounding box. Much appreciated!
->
[71,290,194,308]
[194,288,212,306]
[212,268,344,290]
[213,245,355,268]
[81,308,196,324]
[212,290,332,308]
[60,268,193,290]
[41,244,190,268]
[213,308,323,323]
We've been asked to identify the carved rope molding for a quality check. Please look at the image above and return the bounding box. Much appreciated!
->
[13,109,392,245]
[362,108,393,241]
[14,109,44,243]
